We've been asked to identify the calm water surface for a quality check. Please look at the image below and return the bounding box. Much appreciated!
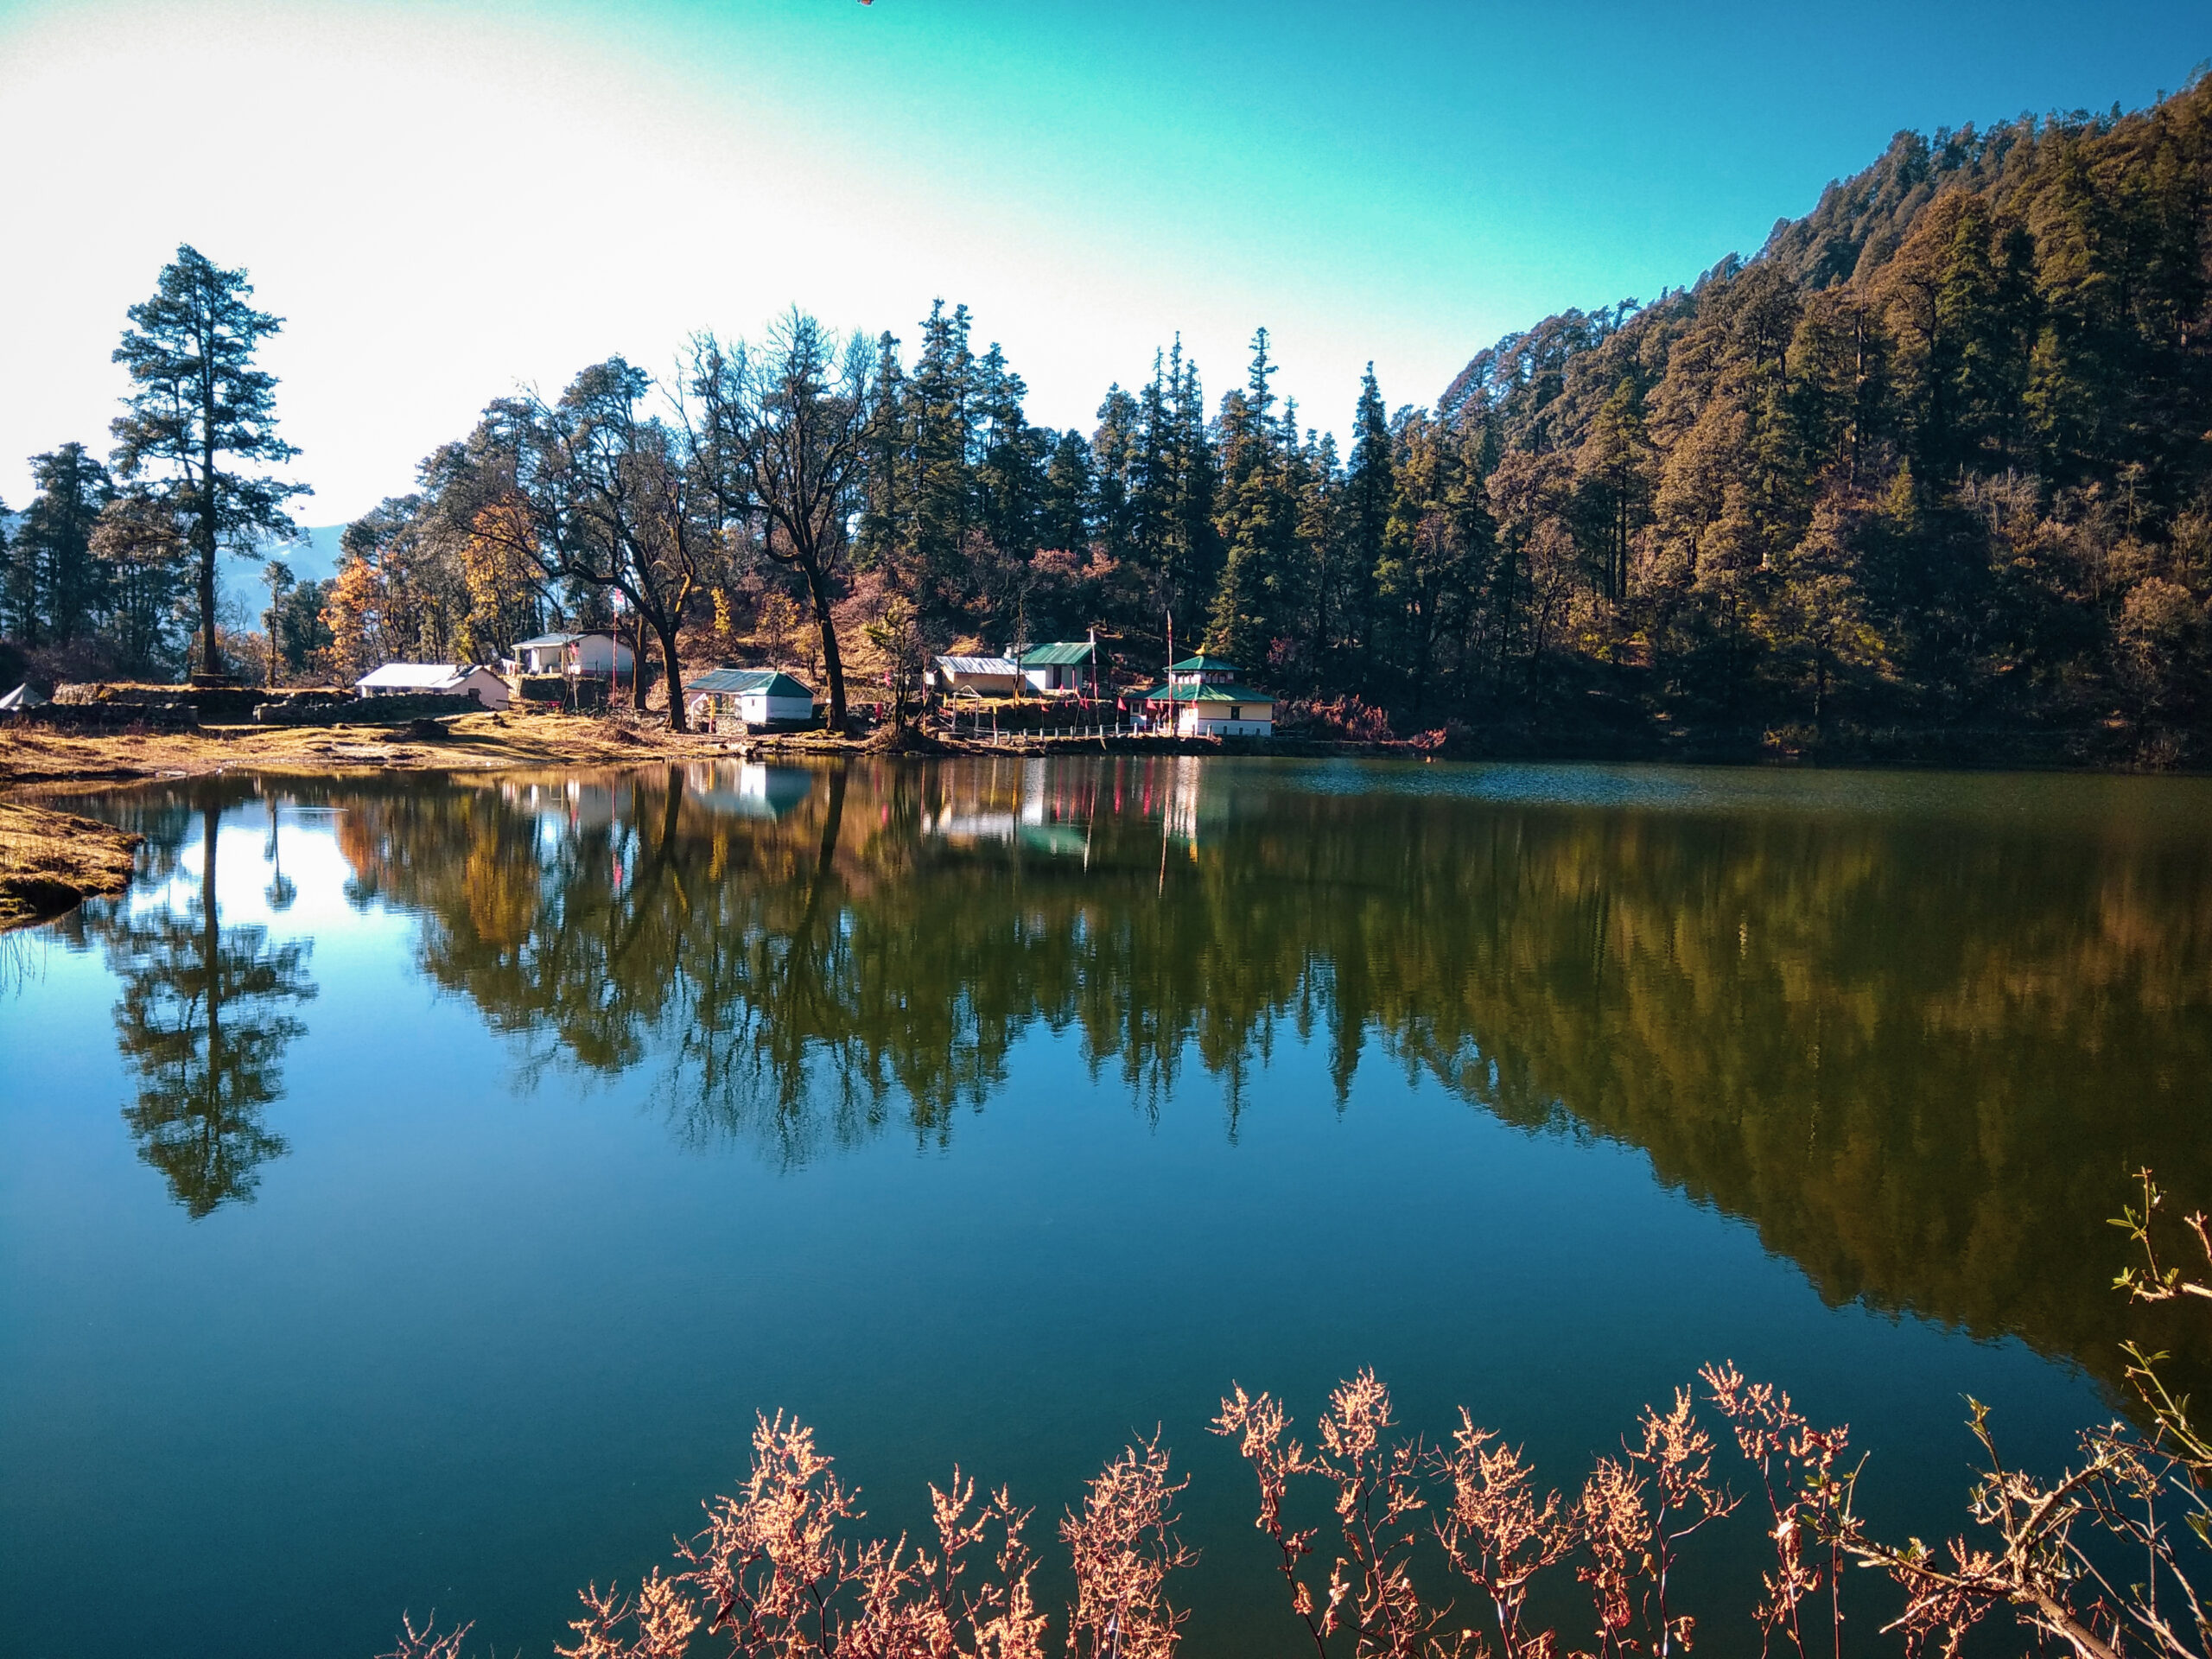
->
[3,756,2209,1658]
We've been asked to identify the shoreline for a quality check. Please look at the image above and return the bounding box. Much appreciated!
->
[3,712,2199,929]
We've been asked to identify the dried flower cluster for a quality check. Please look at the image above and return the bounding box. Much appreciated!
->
[382,1174,2210,1659]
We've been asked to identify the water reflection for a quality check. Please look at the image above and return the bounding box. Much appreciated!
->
[48,758,2212,1396]
[102,795,316,1217]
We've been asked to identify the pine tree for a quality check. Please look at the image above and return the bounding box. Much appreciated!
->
[1343,365,1395,685]
[1039,430,1094,555]
[111,245,306,678]
[0,497,29,645]
[21,443,116,644]
[905,301,977,624]
[1206,331,1295,668]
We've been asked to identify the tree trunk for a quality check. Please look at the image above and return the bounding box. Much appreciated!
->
[200,363,224,677]
[630,610,650,713]
[196,504,220,677]
[805,563,847,730]
[656,618,688,733]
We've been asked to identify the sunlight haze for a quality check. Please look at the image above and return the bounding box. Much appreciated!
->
[0,0,2196,518]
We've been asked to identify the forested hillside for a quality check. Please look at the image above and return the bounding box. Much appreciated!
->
[6,75,2207,760]
[1434,74,2212,760]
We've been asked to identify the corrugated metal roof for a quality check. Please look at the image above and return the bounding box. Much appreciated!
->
[358,662,474,690]
[1020,641,1096,666]
[1142,683,1274,702]
[937,656,1020,676]
[690,668,814,697]
[514,632,579,649]
[1168,653,1240,672]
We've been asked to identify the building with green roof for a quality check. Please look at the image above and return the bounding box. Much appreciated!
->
[1140,654,1274,737]
[683,667,818,731]
[1018,639,1099,696]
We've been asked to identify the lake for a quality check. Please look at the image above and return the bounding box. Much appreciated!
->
[3,756,2209,1658]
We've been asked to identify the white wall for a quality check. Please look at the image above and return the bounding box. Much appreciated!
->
[573,634,636,675]
[741,692,814,724]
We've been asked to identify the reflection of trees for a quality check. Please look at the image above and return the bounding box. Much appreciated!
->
[326,759,2212,1400]
[104,795,315,1217]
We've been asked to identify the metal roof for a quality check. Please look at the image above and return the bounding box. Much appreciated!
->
[1142,683,1274,702]
[1020,641,1096,666]
[937,655,1020,676]
[514,632,579,649]
[1167,653,1240,672]
[690,668,814,697]
[357,662,486,690]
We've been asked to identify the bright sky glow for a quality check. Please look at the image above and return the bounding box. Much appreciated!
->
[0,0,2202,521]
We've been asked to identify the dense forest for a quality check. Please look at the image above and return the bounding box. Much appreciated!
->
[4,74,2209,760]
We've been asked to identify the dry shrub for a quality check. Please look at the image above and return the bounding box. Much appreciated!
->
[1061,1435,1193,1659]
[480,1410,1161,1659]
[385,1177,2212,1659]
[1281,696,1397,744]
[1435,1414,1573,1659]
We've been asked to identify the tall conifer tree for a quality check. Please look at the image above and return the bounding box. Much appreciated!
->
[111,245,305,677]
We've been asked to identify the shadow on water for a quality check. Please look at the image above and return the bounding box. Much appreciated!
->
[48,755,2212,1399]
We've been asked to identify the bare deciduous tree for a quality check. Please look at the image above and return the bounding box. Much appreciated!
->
[692,313,876,730]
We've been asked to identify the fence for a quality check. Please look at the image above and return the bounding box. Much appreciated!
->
[937,709,1163,748]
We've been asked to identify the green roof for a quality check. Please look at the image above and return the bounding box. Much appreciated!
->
[1020,640,1096,666]
[1142,683,1274,702]
[690,668,814,698]
[1167,653,1240,672]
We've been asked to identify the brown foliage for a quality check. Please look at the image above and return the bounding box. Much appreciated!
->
[386,1179,2212,1659]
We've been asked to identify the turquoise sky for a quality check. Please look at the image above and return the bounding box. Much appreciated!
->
[0,0,2203,516]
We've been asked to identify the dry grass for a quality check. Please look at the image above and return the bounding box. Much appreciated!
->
[0,711,769,790]
[0,801,143,930]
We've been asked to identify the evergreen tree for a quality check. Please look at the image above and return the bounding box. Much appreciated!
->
[905,301,977,625]
[1344,365,1395,684]
[1039,430,1094,555]
[21,442,116,644]
[89,492,190,676]
[110,245,306,677]
[1206,331,1295,667]
[0,496,27,645]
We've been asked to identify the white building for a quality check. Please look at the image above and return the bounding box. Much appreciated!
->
[934,655,1022,698]
[514,630,637,680]
[353,663,512,709]
[1140,653,1274,737]
[1018,640,1100,696]
[685,667,817,730]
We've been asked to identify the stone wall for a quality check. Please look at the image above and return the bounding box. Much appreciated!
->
[253,693,483,725]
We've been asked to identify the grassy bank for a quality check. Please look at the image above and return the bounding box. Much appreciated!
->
[0,801,143,930]
[0,711,757,790]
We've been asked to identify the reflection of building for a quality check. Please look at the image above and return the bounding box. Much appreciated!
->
[353,663,512,708]
[693,763,814,820]
[1138,655,1274,736]
[685,669,817,732]
[1161,755,1208,845]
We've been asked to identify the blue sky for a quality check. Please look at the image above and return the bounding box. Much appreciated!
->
[0,0,2203,519]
